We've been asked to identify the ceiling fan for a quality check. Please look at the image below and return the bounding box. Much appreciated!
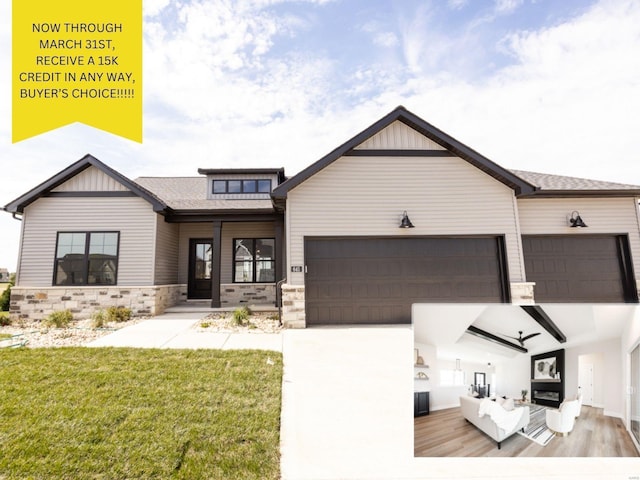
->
[503,330,541,347]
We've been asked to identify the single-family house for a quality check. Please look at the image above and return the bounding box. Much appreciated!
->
[4,106,640,325]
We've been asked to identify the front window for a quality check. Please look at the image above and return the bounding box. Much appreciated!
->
[234,238,275,283]
[54,232,119,285]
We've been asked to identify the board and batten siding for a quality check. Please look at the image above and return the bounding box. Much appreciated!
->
[18,197,157,286]
[51,165,129,192]
[177,222,278,285]
[286,154,525,286]
[154,217,179,285]
[354,121,446,150]
[517,197,640,287]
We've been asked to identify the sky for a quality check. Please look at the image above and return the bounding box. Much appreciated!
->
[1,0,640,271]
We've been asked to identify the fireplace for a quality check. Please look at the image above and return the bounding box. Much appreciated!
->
[534,390,560,403]
[531,349,565,409]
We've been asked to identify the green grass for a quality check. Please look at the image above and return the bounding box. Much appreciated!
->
[0,348,282,479]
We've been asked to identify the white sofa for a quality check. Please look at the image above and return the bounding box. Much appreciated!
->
[460,396,530,449]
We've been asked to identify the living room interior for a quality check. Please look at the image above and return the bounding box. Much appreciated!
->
[413,304,640,457]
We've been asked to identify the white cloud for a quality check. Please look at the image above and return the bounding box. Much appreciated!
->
[448,0,468,10]
[494,0,524,14]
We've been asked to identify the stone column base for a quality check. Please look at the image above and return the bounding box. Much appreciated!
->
[280,284,305,328]
[510,282,536,305]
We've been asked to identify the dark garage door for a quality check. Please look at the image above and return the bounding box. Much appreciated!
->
[304,237,509,325]
[522,235,638,303]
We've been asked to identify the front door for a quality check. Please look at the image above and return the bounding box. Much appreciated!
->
[188,239,212,299]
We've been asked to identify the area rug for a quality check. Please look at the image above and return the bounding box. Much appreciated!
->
[517,404,555,446]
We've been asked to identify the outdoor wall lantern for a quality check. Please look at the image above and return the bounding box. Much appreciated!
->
[399,211,415,228]
[569,211,588,228]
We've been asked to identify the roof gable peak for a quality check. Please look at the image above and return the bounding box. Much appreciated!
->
[3,154,167,214]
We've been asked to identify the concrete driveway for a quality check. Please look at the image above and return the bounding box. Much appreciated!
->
[280,325,421,479]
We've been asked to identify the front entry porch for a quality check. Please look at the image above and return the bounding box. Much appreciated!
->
[175,218,284,308]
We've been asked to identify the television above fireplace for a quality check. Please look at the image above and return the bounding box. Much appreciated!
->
[530,349,565,408]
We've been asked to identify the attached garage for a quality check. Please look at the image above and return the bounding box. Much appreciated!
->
[522,235,638,303]
[304,236,510,325]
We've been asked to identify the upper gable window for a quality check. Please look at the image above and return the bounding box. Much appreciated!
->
[212,179,272,194]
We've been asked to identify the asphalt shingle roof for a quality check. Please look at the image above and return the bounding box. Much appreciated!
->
[134,177,275,211]
[134,168,640,212]
[511,170,640,192]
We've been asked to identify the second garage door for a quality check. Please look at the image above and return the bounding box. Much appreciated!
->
[522,235,638,303]
[304,236,509,325]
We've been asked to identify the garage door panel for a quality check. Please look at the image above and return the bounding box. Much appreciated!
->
[522,235,637,303]
[305,237,507,325]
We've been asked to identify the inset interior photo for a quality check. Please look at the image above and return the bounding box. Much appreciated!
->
[413,304,640,457]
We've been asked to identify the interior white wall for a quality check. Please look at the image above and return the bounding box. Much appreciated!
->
[413,341,497,412]
[578,353,605,407]
[413,342,436,394]
[494,355,530,399]
[622,307,640,427]
[565,338,623,418]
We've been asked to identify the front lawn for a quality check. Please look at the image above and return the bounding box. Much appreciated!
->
[0,348,282,479]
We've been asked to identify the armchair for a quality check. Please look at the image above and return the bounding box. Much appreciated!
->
[545,399,580,436]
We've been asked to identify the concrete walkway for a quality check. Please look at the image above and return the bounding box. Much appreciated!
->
[87,312,282,352]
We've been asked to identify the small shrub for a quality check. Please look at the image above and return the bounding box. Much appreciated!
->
[0,312,11,326]
[200,321,211,328]
[91,310,107,328]
[106,306,132,323]
[232,306,251,326]
[0,274,15,312]
[44,310,73,328]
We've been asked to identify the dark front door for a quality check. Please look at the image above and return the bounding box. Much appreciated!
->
[304,236,509,325]
[188,239,213,299]
[522,234,638,303]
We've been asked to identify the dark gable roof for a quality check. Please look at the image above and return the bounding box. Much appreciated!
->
[3,154,168,214]
[272,105,539,200]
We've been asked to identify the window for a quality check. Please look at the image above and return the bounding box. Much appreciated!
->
[234,238,275,283]
[54,232,119,286]
[211,179,272,194]
[440,369,465,386]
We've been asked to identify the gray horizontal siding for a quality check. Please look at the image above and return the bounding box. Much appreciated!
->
[287,155,523,286]
[154,217,179,285]
[18,197,156,286]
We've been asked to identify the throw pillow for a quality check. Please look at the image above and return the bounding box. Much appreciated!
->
[495,397,505,406]
[503,398,515,411]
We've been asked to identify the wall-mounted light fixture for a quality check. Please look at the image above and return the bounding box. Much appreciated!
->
[569,211,588,228]
[400,211,414,228]
[455,358,461,371]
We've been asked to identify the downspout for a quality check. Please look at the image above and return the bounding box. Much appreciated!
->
[12,213,22,221]
[276,277,286,327]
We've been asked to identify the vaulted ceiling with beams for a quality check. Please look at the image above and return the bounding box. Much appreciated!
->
[413,304,635,363]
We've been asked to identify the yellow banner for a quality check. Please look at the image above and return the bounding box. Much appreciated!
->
[12,0,142,142]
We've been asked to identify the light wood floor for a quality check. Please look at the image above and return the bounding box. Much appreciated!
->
[414,405,639,457]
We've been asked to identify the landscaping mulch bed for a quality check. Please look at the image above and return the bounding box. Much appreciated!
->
[0,317,143,348]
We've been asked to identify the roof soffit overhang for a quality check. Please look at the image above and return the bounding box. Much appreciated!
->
[3,154,168,215]
[271,106,538,201]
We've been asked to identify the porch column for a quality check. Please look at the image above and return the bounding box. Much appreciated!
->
[211,221,222,308]
[274,218,284,284]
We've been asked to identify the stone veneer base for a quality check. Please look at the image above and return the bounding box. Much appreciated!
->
[10,285,187,322]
